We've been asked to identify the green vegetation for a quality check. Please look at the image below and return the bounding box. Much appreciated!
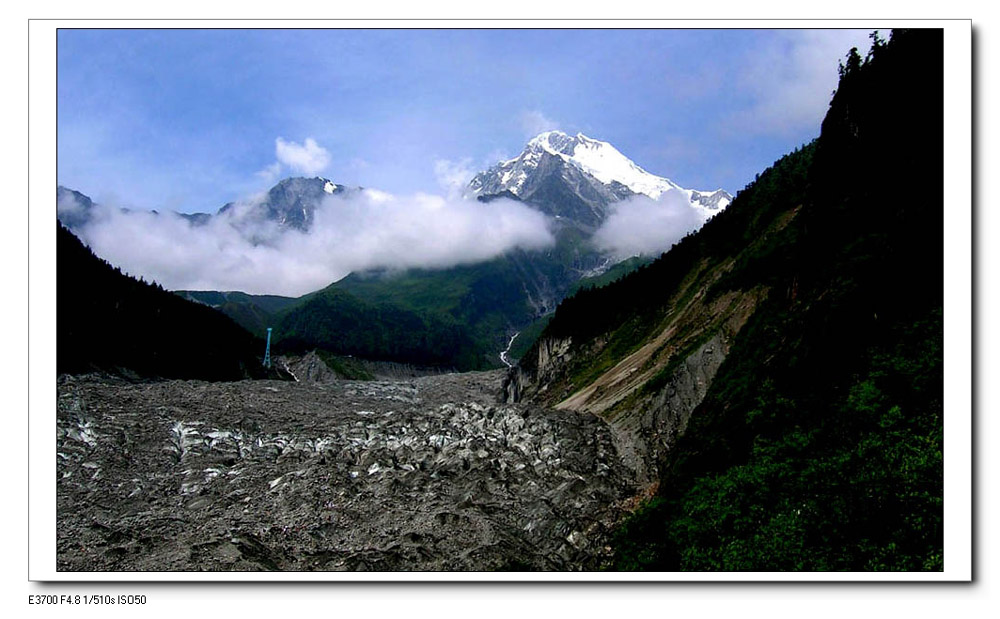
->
[314,349,376,381]
[176,290,298,336]
[328,257,535,364]
[273,288,484,370]
[613,307,942,571]
[568,255,654,296]
[58,225,274,381]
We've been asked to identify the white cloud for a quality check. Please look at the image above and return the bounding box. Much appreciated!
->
[57,191,86,214]
[433,158,476,197]
[725,29,875,137]
[592,191,708,259]
[519,110,560,138]
[74,190,555,297]
[274,137,331,175]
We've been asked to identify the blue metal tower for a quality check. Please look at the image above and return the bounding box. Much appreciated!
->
[263,327,272,369]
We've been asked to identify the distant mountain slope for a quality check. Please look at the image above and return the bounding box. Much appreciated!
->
[272,288,483,370]
[312,221,623,369]
[58,224,275,381]
[56,186,96,230]
[176,290,299,336]
[58,176,359,240]
[509,29,944,570]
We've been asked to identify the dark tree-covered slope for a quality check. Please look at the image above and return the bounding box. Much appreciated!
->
[176,290,298,337]
[57,224,274,381]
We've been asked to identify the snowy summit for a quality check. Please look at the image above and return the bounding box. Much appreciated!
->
[522,131,683,199]
[468,131,731,227]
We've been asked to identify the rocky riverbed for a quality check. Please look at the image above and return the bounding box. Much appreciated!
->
[56,370,634,572]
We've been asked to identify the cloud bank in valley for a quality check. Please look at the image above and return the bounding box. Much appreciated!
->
[591,190,710,259]
[71,189,555,297]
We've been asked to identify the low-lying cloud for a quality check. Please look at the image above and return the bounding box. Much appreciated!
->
[592,190,710,259]
[433,158,477,198]
[72,190,555,297]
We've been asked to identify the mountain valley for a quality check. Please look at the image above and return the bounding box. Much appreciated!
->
[61,128,730,371]
[54,29,946,573]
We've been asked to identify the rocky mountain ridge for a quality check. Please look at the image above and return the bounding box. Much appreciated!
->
[58,176,357,236]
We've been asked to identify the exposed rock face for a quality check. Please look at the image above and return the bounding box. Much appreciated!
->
[593,332,733,481]
[504,334,729,483]
[502,336,573,404]
[218,177,354,232]
[505,272,767,482]
[689,189,733,211]
[278,351,341,383]
[56,371,632,571]
[471,147,634,229]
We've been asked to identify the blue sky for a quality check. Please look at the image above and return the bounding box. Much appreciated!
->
[58,28,875,213]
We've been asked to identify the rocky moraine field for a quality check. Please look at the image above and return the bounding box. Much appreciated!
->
[56,368,634,572]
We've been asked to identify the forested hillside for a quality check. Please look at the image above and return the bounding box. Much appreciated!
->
[58,224,276,381]
[514,29,944,570]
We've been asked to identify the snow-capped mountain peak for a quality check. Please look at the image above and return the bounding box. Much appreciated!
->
[468,131,732,228]
[486,130,683,200]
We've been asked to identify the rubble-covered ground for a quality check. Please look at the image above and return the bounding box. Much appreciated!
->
[56,370,634,572]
